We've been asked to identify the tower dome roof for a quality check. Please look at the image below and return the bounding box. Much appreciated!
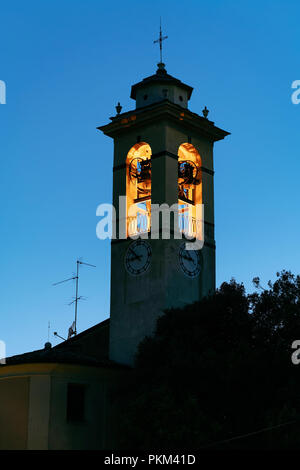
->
[130,63,193,109]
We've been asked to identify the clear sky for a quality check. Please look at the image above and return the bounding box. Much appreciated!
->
[1,0,300,357]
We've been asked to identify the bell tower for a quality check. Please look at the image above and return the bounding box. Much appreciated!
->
[98,62,229,366]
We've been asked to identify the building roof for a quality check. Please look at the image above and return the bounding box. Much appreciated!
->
[1,318,126,369]
[130,63,193,100]
[3,347,109,368]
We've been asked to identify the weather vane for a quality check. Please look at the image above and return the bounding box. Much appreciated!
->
[154,18,168,64]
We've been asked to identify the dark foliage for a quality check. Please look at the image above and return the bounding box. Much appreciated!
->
[116,271,300,449]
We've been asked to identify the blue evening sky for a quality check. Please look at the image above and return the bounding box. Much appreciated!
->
[1,0,300,357]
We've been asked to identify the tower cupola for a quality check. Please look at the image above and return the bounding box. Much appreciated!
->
[130,63,193,109]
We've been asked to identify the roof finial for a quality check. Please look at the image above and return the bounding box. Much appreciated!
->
[202,106,209,119]
[115,102,122,115]
[153,17,168,66]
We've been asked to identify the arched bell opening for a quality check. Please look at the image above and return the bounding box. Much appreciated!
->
[126,142,152,237]
[178,143,202,239]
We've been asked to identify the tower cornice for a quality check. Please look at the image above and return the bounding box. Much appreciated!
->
[98,100,230,143]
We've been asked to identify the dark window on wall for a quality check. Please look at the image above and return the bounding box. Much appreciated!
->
[66,383,86,423]
[162,89,168,98]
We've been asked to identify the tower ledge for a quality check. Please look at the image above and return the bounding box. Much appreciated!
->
[98,99,230,143]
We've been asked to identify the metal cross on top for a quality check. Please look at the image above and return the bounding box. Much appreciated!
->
[153,19,168,64]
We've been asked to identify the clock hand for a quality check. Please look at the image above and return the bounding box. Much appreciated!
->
[129,248,142,261]
[183,253,196,265]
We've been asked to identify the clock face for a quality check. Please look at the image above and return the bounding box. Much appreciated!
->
[125,240,152,276]
[178,242,201,278]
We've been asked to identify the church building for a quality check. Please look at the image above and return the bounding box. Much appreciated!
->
[0,53,229,449]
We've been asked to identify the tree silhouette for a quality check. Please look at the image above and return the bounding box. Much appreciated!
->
[115,271,300,449]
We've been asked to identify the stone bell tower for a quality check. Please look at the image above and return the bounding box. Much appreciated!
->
[98,62,229,366]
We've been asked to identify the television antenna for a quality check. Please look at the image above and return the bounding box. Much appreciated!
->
[52,259,96,337]
[53,331,66,342]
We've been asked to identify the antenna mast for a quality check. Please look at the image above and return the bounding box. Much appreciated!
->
[73,260,96,335]
[53,259,96,337]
